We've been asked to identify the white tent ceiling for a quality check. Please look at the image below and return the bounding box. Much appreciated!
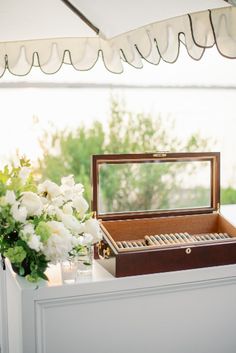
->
[0,0,235,76]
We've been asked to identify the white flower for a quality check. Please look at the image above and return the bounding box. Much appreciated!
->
[38,180,61,199]
[51,195,64,207]
[60,176,84,201]
[84,218,102,243]
[72,196,89,217]
[73,183,84,195]
[61,175,75,188]
[61,214,85,234]
[11,202,27,223]
[45,205,60,217]
[40,196,48,205]
[5,190,16,205]
[19,167,31,185]
[27,234,43,252]
[60,176,74,201]
[62,189,73,202]
[42,221,74,263]
[77,233,93,246]
[62,202,73,215]
[22,223,35,237]
[84,233,94,244]
[60,184,74,202]
[44,203,63,218]
[21,224,43,252]
[21,191,43,216]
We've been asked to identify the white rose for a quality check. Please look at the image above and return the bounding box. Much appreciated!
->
[38,180,61,199]
[72,196,89,217]
[11,202,27,223]
[61,214,85,234]
[21,192,43,216]
[84,218,102,243]
[19,167,31,185]
[5,190,16,205]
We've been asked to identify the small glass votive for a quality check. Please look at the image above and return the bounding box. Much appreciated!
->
[60,257,78,284]
[77,244,94,276]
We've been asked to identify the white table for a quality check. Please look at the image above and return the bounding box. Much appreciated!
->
[1,205,236,353]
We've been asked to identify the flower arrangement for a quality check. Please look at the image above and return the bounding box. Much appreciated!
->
[0,158,102,282]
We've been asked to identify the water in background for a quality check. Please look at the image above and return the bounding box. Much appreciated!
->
[0,86,235,187]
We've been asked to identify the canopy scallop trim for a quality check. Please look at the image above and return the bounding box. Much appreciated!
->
[1,6,236,77]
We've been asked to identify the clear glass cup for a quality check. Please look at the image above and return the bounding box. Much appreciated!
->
[60,257,79,284]
[77,244,94,276]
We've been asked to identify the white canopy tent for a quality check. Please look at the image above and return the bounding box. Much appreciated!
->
[0,0,236,76]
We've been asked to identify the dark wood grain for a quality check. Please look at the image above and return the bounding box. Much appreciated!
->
[114,241,236,277]
[92,152,227,277]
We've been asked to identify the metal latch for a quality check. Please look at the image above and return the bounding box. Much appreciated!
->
[97,241,111,259]
[153,152,168,158]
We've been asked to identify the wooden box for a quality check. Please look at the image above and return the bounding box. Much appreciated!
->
[92,152,236,277]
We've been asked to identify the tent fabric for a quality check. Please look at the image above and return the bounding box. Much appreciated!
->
[0,5,236,76]
[68,0,229,39]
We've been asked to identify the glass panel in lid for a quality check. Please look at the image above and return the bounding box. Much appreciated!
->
[99,160,211,214]
[92,153,220,220]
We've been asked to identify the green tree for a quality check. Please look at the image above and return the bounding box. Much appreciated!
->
[37,100,211,210]
[221,187,236,204]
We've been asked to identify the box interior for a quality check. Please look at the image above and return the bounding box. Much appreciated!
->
[101,213,236,251]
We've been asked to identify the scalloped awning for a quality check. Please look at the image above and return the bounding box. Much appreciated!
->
[0,0,235,76]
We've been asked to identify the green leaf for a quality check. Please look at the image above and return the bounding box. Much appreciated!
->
[19,266,25,276]
[25,274,39,283]
[39,272,48,281]
[83,262,91,266]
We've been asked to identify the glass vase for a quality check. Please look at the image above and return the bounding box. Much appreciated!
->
[77,244,94,276]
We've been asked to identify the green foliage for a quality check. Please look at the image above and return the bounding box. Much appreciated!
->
[0,157,35,197]
[0,159,50,282]
[35,222,51,243]
[37,100,211,207]
[221,187,236,205]
[37,121,105,200]
[4,245,26,264]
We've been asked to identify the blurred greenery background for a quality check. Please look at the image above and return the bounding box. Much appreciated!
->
[35,100,236,208]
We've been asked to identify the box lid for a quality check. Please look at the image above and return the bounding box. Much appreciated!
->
[92,152,220,221]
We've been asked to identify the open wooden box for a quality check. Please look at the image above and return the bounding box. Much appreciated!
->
[92,152,236,277]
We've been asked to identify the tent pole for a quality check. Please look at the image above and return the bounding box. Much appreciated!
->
[60,0,100,34]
